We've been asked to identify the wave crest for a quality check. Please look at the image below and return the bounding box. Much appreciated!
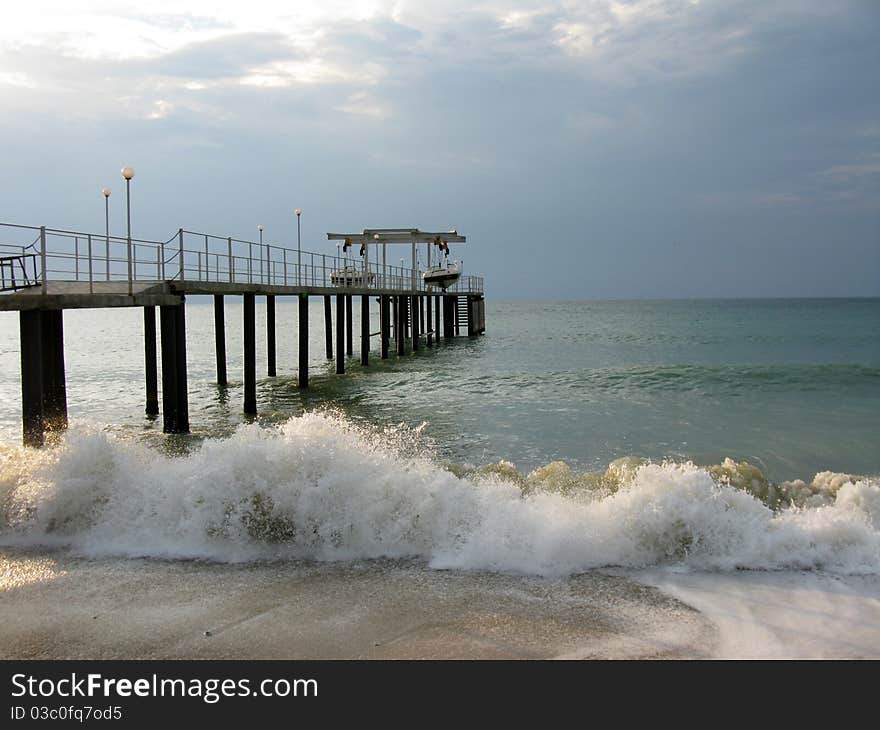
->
[1,414,878,574]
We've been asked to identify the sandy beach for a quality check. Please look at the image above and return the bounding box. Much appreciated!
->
[2,549,878,660]
[635,569,880,658]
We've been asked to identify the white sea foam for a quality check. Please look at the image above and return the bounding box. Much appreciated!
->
[1,413,878,574]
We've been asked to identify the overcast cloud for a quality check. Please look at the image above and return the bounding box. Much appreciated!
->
[0,0,877,298]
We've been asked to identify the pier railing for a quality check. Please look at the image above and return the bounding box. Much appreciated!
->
[0,222,484,296]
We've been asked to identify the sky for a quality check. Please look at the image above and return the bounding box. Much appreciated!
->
[0,0,877,299]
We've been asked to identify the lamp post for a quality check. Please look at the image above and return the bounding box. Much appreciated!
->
[258,225,264,283]
[121,167,134,295]
[294,209,302,285]
[102,188,111,281]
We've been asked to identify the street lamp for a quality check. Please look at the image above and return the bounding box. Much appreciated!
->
[294,209,302,285]
[258,225,264,283]
[121,167,134,295]
[102,188,111,281]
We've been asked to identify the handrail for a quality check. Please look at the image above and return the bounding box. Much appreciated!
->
[0,221,485,296]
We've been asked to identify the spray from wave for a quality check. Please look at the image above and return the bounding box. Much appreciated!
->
[0,413,877,574]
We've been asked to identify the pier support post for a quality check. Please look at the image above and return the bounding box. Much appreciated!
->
[443,295,454,339]
[18,309,69,446]
[426,296,433,347]
[397,297,406,356]
[324,294,333,360]
[392,296,398,342]
[454,296,461,336]
[41,310,67,433]
[435,295,440,345]
[336,294,345,374]
[450,296,455,336]
[380,295,389,359]
[213,294,227,385]
[412,295,420,351]
[360,294,370,366]
[266,294,276,377]
[345,294,353,356]
[243,293,256,414]
[421,296,426,339]
[159,303,189,433]
[19,311,44,447]
[143,306,159,416]
[298,294,309,389]
[468,296,479,337]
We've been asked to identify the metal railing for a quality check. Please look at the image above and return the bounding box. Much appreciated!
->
[0,222,484,296]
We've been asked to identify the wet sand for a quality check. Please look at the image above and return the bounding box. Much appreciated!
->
[635,569,880,658]
[0,549,713,659]
[3,549,878,659]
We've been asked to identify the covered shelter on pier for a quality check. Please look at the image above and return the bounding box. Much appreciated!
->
[326,228,466,291]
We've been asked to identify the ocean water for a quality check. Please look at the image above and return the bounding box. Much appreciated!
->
[0,298,878,575]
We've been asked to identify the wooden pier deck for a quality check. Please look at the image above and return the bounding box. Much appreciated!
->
[1,222,486,446]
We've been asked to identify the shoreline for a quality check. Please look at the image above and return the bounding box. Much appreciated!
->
[1,549,712,659]
[634,568,880,658]
[3,549,878,659]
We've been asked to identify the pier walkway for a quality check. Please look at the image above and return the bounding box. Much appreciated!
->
[0,222,486,446]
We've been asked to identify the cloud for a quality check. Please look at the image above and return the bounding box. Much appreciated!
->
[144,32,300,79]
[820,154,880,183]
[813,154,880,211]
[754,192,802,207]
[334,91,391,119]
[0,1,877,296]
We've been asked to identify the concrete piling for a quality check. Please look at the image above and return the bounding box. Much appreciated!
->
[397,296,406,356]
[266,294,276,377]
[324,294,333,360]
[40,310,68,432]
[336,294,345,375]
[159,303,189,433]
[213,294,227,385]
[345,294,353,356]
[19,311,44,447]
[298,294,309,388]
[243,293,256,414]
[143,306,159,415]
[380,295,390,359]
[361,294,370,367]
[412,295,420,351]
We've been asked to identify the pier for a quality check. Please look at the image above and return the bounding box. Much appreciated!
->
[0,222,485,446]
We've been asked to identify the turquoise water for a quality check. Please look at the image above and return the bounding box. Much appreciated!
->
[1,298,878,481]
[1,297,879,573]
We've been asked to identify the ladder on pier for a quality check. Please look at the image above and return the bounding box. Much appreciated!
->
[0,254,40,292]
[456,296,469,336]
[404,295,470,338]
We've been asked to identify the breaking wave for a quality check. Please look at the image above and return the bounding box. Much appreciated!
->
[1,414,878,575]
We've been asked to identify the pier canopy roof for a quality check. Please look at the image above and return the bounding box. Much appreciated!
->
[326,228,466,245]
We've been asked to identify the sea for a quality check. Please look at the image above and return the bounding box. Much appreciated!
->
[1,298,879,658]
